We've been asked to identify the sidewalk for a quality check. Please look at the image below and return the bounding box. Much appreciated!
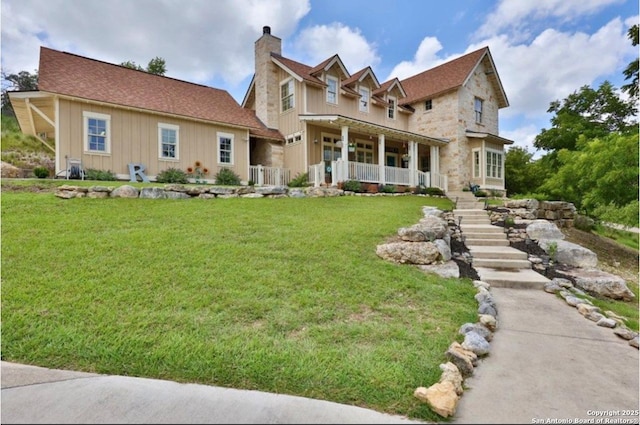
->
[0,362,427,424]
[2,287,638,424]
[453,287,639,424]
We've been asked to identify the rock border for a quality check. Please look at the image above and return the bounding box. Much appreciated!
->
[543,278,639,349]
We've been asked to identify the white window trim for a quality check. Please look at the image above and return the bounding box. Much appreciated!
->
[83,111,111,154]
[472,148,481,178]
[359,86,370,113]
[485,148,503,179]
[475,97,483,124]
[217,132,234,165]
[286,132,303,145]
[158,123,179,160]
[326,75,338,105]
[281,78,295,112]
[387,95,397,120]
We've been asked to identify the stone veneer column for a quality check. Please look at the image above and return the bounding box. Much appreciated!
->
[254,26,281,129]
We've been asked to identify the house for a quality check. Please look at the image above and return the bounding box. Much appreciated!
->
[9,26,512,193]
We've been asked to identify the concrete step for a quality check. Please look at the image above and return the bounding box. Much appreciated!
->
[464,232,507,239]
[453,209,488,216]
[472,258,532,269]
[461,224,504,233]
[460,218,491,225]
[468,246,528,260]
[466,239,510,246]
[457,202,484,209]
[474,267,550,289]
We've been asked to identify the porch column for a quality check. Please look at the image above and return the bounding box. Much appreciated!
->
[341,125,349,181]
[430,146,440,189]
[378,134,385,185]
[408,140,417,187]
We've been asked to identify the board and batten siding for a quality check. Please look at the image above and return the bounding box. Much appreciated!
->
[57,99,251,180]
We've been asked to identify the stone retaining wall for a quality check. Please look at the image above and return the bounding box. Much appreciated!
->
[54,184,450,200]
[489,199,577,227]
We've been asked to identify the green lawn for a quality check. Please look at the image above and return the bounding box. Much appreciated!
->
[1,190,474,422]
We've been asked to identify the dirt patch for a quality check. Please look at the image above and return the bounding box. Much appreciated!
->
[560,227,638,283]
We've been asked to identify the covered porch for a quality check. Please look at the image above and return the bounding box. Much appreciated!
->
[300,114,449,191]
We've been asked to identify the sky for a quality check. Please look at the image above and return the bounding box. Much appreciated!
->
[1,0,638,157]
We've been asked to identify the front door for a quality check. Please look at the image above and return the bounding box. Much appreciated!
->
[386,153,398,167]
[322,136,342,183]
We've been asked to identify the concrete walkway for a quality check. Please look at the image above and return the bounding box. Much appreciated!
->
[453,287,639,424]
[0,362,427,424]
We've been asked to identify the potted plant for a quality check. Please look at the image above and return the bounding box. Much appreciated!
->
[348,141,356,152]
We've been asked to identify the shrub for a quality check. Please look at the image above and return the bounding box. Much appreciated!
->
[247,180,255,186]
[342,179,362,192]
[156,168,188,184]
[33,166,49,178]
[84,168,117,181]
[424,187,445,196]
[473,190,488,198]
[574,214,596,231]
[215,168,241,186]
[381,184,396,193]
[504,216,515,227]
[288,172,309,187]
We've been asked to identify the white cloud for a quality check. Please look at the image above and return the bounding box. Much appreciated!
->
[473,17,634,120]
[1,0,311,87]
[502,124,544,158]
[385,37,446,81]
[477,0,626,39]
[291,23,380,73]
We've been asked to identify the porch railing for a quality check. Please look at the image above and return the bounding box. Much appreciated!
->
[249,165,290,186]
[308,160,447,191]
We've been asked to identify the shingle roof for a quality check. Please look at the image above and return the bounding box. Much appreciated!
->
[271,53,325,86]
[398,47,488,106]
[37,47,264,130]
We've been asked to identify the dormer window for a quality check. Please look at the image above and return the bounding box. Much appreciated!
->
[359,86,369,113]
[326,75,338,104]
[387,96,396,119]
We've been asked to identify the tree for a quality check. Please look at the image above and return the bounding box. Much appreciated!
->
[533,81,637,170]
[120,57,166,75]
[1,70,38,116]
[621,24,639,100]
[504,146,544,196]
[540,133,639,215]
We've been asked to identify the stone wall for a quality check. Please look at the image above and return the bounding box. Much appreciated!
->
[489,199,577,227]
[54,184,447,200]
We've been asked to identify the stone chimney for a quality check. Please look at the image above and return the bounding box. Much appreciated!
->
[254,26,282,129]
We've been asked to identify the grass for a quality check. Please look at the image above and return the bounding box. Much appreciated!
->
[593,224,639,251]
[1,189,474,422]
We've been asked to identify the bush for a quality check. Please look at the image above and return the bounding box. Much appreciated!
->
[288,172,309,187]
[84,168,117,181]
[424,187,445,196]
[473,190,488,197]
[574,214,596,231]
[156,168,188,184]
[342,179,362,192]
[381,184,396,193]
[33,166,49,178]
[215,168,241,186]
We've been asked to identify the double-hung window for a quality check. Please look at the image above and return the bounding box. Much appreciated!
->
[158,123,179,160]
[474,97,483,124]
[326,76,338,104]
[486,150,503,179]
[359,86,369,112]
[387,96,396,119]
[83,111,110,153]
[218,132,233,165]
[281,79,294,112]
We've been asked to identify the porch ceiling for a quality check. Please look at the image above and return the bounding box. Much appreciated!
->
[466,130,514,145]
[8,91,56,137]
[299,114,449,146]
